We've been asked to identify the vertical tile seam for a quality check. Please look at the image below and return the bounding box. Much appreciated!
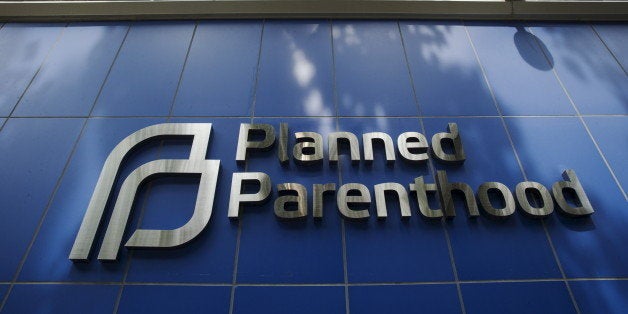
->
[0,21,133,313]
[398,20,466,314]
[0,23,68,134]
[329,19,351,314]
[111,20,199,314]
[463,21,582,314]
[589,23,627,76]
[528,26,626,202]
[228,19,265,314]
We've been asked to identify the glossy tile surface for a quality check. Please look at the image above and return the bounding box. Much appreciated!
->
[400,21,497,116]
[570,280,628,314]
[350,285,461,314]
[0,24,64,116]
[14,23,129,117]
[466,23,574,116]
[233,286,345,314]
[593,24,628,70]
[530,24,628,115]
[333,21,417,116]
[117,286,230,314]
[506,117,628,277]
[0,118,84,280]
[92,22,194,116]
[173,21,262,116]
[255,21,334,117]
[462,281,576,314]
[584,117,628,192]
[3,284,118,314]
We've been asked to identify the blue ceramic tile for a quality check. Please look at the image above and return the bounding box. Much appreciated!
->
[339,118,453,282]
[255,21,334,117]
[462,281,576,314]
[570,280,628,314]
[117,285,230,314]
[3,284,118,314]
[236,118,344,283]
[14,23,129,117]
[506,118,628,277]
[19,118,165,282]
[350,284,461,314]
[0,24,65,116]
[233,286,345,314]
[530,24,627,115]
[0,285,7,303]
[465,23,574,116]
[126,118,244,283]
[593,24,628,70]
[0,118,84,281]
[333,21,417,116]
[423,118,560,280]
[585,117,628,191]
[92,22,195,116]
[172,21,262,116]
[400,21,497,116]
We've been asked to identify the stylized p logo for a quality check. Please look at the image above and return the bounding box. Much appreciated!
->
[69,123,219,262]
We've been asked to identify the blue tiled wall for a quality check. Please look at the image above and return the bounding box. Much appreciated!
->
[0,20,626,314]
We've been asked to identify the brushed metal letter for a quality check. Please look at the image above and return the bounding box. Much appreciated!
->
[228,172,272,219]
[397,132,428,162]
[431,123,465,164]
[313,183,336,219]
[235,124,275,164]
[337,183,371,220]
[374,183,411,219]
[515,181,554,217]
[409,176,443,219]
[274,183,307,219]
[328,132,360,164]
[278,123,289,164]
[293,132,323,164]
[69,123,212,262]
[477,182,515,218]
[98,159,220,261]
[552,170,594,217]
[435,170,479,218]
[363,132,395,164]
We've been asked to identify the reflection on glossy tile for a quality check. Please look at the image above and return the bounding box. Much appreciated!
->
[19,118,165,282]
[593,24,628,71]
[584,117,627,192]
[126,118,243,283]
[571,280,628,314]
[234,286,345,314]
[506,117,628,277]
[0,118,83,281]
[424,118,560,280]
[3,284,118,314]
[333,21,417,116]
[401,21,497,116]
[15,23,129,117]
[118,286,230,314]
[173,21,262,116]
[93,22,195,116]
[462,281,576,314]
[350,285,461,314]
[255,21,334,117]
[0,24,64,116]
[466,23,574,116]
[530,24,627,115]
[339,118,452,282]
[237,118,344,283]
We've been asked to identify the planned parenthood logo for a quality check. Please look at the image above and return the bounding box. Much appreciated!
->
[70,122,594,263]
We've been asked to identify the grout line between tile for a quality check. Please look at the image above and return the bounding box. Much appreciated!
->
[0,23,68,134]
[589,23,627,76]
[228,19,265,314]
[398,20,466,314]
